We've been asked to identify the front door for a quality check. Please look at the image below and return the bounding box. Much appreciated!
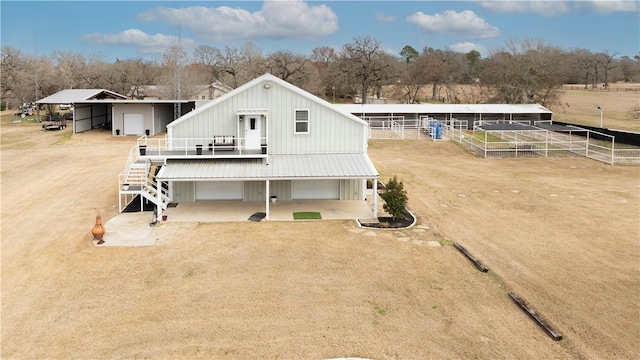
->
[245,116,261,150]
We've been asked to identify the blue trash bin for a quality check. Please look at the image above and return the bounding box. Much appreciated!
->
[435,121,442,139]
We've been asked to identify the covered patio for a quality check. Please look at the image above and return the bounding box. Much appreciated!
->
[160,198,378,223]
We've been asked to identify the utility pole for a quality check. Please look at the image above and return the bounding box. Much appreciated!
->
[173,25,182,121]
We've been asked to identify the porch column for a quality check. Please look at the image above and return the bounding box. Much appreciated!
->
[265,180,270,220]
[156,180,163,221]
[372,178,378,218]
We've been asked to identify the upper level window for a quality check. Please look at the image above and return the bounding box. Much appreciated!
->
[295,109,309,134]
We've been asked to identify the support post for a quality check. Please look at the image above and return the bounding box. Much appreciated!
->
[156,180,162,221]
[265,180,270,220]
[372,178,378,219]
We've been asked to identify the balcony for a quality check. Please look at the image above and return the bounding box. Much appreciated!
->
[136,136,268,160]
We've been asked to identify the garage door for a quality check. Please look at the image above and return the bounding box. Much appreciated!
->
[123,113,145,135]
[291,180,340,200]
[196,181,243,200]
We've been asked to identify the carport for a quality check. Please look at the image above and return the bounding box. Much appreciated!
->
[37,89,196,135]
[37,89,127,134]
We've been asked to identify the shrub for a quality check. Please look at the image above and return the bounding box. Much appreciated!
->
[379,175,408,221]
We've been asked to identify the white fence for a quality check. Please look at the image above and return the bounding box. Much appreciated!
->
[358,114,639,165]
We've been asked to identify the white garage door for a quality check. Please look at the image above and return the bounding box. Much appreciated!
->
[123,113,145,135]
[196,181,243,200]
[291,180,340,200]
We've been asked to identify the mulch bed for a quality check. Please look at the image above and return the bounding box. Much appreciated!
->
[360,209,415,229]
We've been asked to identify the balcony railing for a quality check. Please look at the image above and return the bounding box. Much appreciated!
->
[136,136,268,158]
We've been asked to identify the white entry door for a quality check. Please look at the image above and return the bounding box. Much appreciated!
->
[245,116,261,150]
[123,113,145,135]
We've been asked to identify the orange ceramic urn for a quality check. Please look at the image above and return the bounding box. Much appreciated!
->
[91,215,106,243]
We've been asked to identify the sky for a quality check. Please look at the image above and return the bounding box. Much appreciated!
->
[1,0,639,63]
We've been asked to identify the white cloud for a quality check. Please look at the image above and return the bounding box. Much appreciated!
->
[137,0,339,42]
[449,42,488,56]
[477,0,638,16]
[477,1,570,16]
[581,0,639,13]
[80,29,195,54]
[376,12,396,22]
[407,10,500,39]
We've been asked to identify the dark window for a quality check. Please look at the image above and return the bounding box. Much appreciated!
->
[295,110,309,134]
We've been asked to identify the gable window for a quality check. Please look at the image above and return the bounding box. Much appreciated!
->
[295,109,309,134]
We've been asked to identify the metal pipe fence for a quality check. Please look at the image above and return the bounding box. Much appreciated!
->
[358,114,639,165]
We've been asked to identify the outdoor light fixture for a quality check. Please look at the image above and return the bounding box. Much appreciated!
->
[263,83,271,89]
[594,103,604,128]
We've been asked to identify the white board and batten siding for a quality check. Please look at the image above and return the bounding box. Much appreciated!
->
[292,180,340,200]
[291,179,362,200]
[169,179,361,202]
[168,76,368,155]
[195,181,243,200]
[243,180,293,202]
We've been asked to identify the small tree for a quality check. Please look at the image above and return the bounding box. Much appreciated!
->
[380,175,408,221]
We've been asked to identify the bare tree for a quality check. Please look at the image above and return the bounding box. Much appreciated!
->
[103,58,160,97]
[52,51,86,89]
[193,45,223,83]
[595,50,619,88]
[310,46,338,99]
[337,36,390,104]
[262,51,307,84]
[212,42,263,88]
[156,44,202,100]
[1,46,34,108]
[394,52,429,103]
[619,55,640,82]
[481,38,569,108]
[567,48,597,89]
[422,47,452,101]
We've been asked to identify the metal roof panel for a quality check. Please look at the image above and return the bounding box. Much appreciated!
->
[157,154,379,180]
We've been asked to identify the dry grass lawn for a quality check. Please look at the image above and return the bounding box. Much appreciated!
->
[1,114,639,359]
[555,83,640,132]
[388,82,640,132]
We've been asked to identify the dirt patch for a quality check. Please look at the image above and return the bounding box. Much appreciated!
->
[1,122,639,359]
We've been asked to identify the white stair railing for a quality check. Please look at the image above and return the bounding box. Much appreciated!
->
[141,178,170,210]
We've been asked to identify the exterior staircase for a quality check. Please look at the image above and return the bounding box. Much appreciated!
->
[118,148,170,214]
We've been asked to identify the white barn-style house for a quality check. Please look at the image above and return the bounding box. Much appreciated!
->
[119,74,380,221]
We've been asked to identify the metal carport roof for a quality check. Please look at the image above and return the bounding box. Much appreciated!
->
[156,154,379,181]
[36,89,127,104]
[334,103,552,115]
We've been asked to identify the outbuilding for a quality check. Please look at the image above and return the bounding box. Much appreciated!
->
[37,89,195,136]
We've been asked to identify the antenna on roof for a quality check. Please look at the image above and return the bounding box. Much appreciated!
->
[173,24,182,121]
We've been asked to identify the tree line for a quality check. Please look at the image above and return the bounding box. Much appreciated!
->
[2,36,639,111]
